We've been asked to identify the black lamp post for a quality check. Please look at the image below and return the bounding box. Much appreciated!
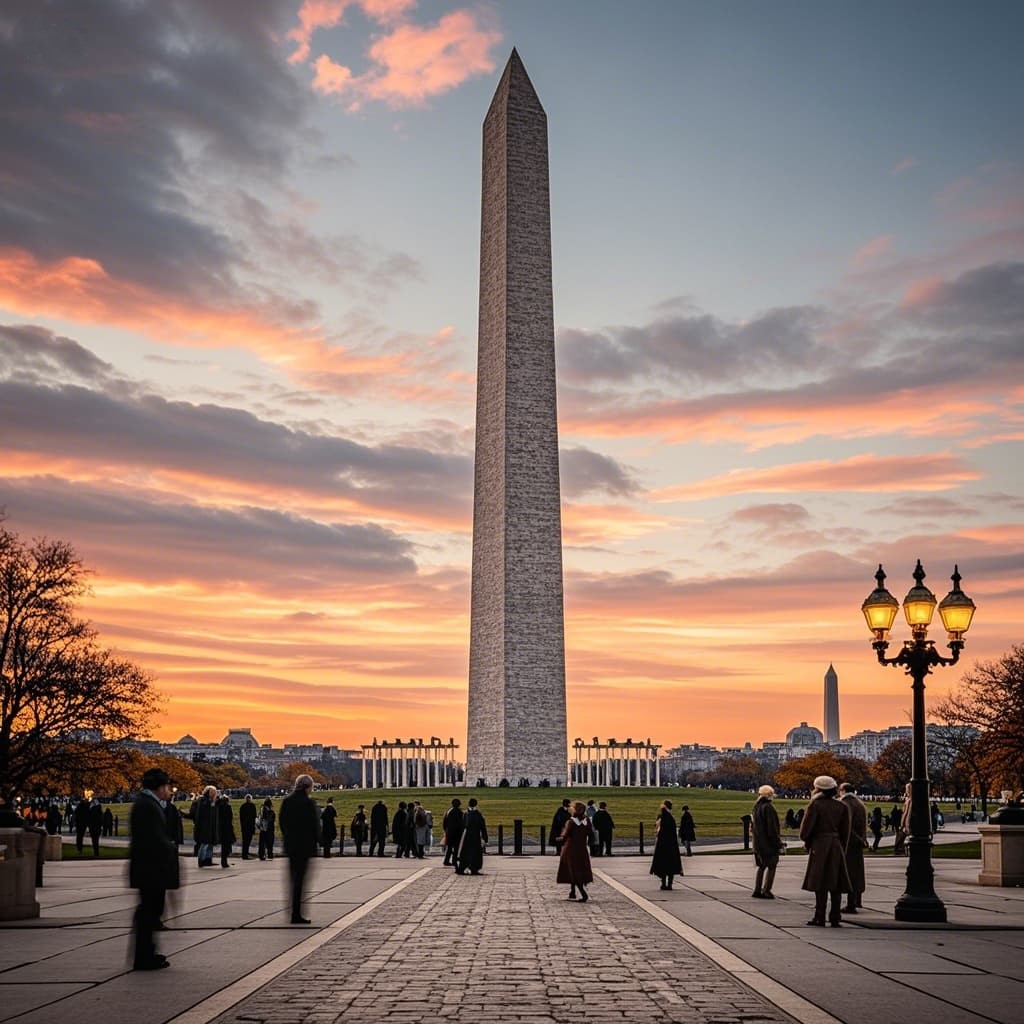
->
[861,560,976,923]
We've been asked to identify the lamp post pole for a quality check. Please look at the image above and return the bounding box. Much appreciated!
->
[862,561,976,924]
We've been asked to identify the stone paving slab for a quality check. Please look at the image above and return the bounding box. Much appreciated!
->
[0,983,94,1022]
[884,974,1022,1024]
[209,864,795,1024]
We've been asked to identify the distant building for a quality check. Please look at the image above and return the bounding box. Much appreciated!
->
[785,722,825,759]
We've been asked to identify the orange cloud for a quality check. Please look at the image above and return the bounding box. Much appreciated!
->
[0,247,441,393]
[901,276,945,308]
[562,503,679,545]
[851,234,894,270]
[299,5,501,108]
[651,453,981,503]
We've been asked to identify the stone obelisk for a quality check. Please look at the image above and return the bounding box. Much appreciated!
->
[466,50,567,786]
[824,663,840,744]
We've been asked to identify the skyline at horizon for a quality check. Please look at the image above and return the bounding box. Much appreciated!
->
[1,1,1021,751]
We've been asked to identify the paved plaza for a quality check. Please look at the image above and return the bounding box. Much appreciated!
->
[1,840,1022,1024]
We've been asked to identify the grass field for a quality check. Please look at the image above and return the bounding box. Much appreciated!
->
[96,788,964,845]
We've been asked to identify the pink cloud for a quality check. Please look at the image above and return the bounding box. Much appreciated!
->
[312,54,354,95]
[892,157,917,175]
[850,234,894,271]
[361,10,502,106]
[901,276,945,309]
[288,1,415,64]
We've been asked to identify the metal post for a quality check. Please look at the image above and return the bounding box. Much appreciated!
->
[540,824,547,855]
[638,821,644,855]
[361,750,367,790]
[339,823,345,856]
[513,818,523,855]
[497,823,504,855]
[896,649,947,922]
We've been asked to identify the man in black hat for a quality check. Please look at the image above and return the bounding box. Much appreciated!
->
[129,767,178,970]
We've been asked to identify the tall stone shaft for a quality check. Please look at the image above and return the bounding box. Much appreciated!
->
[824,663,840,744]
[466,50,567,785]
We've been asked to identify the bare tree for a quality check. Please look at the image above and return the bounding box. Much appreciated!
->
[0,520,158,803]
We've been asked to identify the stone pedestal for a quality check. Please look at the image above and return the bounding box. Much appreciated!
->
[43,834,63,861]
[978,823,1024,886]
[0,828,41,920]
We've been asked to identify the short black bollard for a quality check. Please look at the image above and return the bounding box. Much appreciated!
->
[497,823,504,855]
[638,821,645,856]
[114,816,119,837]
[741,814,752,851]
[540,824,547,855]
[513,818,523,855]
[339,824,345,856]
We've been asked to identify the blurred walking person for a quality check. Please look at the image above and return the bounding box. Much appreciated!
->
[443,798,463,866]
[650,800,683,890]
[391,802,408,858]
[678,805,696,856]
[839,783,868,913]
[280,775,320,924]
[869,806,884,851]
[129,768,178,971]
[751,785,784,899]
[192,786,218,867]
[320,797,337,858]
[369,799,388,857]
[593,801,614,857]
[216,794,235,868]
[350,804,368,856]
[239,795,257,859]
[257,798,276,860]
[455,798,487,876]
[557,801,594,901]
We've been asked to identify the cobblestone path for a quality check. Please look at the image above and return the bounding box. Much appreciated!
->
[215,864,792,1024]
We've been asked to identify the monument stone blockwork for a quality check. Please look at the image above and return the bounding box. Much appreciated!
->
[466,50,567,785]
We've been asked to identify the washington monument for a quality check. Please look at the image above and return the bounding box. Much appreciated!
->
[824,663,840,744]
[466,51,567,786]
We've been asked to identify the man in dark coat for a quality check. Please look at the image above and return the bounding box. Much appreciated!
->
[678,805,696,856]
[556,801,594,901]
[165,797,184,847]
[129,767,178,970]
[280,775,320,924]
[102,807,114,837]
[839,783,868,912]
[320,797,338,858]
[800,775,852,927]
[216,794,235,868]
[593,801,614,857]
[87,798,103,856]
[238,795,257,859]
[751,785,784,898]
[369,800,388,856]
[391,802,408,858]
[443,798,463,866]
[74,798,88,853]
[455,798,487,875]
[45,804,62,836]
[551,799,571,854]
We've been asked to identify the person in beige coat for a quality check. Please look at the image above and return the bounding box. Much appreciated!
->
[799,775,851,927]
[839,783,868,913]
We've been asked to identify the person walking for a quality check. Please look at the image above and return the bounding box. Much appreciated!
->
[404,801,418,858]
[87,797,103,856]
[102,806,114,837]
[585,799,598,855]
[443,798,463,866]
[593,801,614,857]
[216,794,235,868]
[869,806,884,851]
[800,775,852,927]
[279,775,320,924]
[129,767,178,971]
[551,799,571,855]
[320,797,337,858]
[839,783,868,913]
[895,782,912,856]
[369,800,388,857]
[239,795,257,859]
[649,800,683,890]
[192,786,219,867]
[455,798,487,875]
[557,801,594,901]
[678,805,697,856]
[165,794,185,848]
[751,785,784,899]
[350,804,368,856]
[391,802,408,858]
[257,798,276,860]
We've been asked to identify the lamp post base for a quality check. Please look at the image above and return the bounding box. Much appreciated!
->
[894,894,947,923]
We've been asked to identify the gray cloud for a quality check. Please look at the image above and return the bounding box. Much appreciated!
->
[0,1,312,302]
[730,503,810,528]
[0,476,417,590]
[560,446,640,499]
[0,323,114,382]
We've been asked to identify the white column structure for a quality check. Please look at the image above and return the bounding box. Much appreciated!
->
[361,752,367,789]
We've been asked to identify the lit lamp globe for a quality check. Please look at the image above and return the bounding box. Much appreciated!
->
[902,559,937,635]
[938,565,976,642]
[862,564,899,641]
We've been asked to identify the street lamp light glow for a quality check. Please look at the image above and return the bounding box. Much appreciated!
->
[861,564,899,639]
[902,559,937,632]
[938,564,976,640]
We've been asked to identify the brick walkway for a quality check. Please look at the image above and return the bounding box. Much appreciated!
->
[212,864,791,1024]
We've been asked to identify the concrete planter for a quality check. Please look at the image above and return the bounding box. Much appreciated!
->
[43,834,63,861]
[0,827,41,919]
[978,823,1024,886]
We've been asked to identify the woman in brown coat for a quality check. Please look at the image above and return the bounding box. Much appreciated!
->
[649,800,684,890]
[557,801,594,901]
[799,775,851,927]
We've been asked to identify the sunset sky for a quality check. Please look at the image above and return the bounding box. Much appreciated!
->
[1,1,1022,754]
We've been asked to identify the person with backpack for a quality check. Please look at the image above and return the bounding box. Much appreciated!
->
[413,802,432,858]
[350,804,368,856]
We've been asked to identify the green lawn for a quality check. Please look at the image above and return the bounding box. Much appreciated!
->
[61,843,130,860]
[100,787,952,843]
